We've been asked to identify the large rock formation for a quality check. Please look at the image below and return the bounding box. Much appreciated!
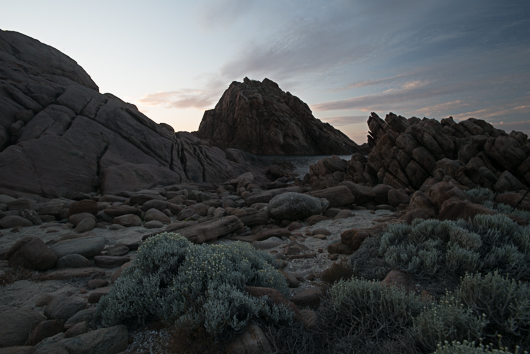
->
[306,112,530,193]
[0,30,257,198]
[197,77,363,155]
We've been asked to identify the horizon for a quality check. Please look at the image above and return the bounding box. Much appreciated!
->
[1,0,529,144]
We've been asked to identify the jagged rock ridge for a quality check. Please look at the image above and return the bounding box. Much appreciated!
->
[307,112,530,193]
[197,77,363,155]
[0,30,256,198]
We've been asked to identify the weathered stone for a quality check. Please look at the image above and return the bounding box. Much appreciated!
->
[56,325,128,354]
[0,215,32,229]
[112,214,142,227]
[93,256,130,268]
[64,321,89,338]
[50,236,105,259]
[6,237,57,271]
[268,192,329,221]
[44,294,86,321]
[290,287,323,309]
[74,218,96,233]
[18,209,42,225]
[67,200,97,217]
[87,287,111,303]
[28,320,64,346]
[103,205,141,217]
[281,270,300,288]
[68,213,96,227]
[255,228,291,241]
[39,267,105,281]
[144,208,171,224]
[177,216,244,243]
[309,185,355,207]
[144,220,164,229]
[225,324,272,354]
[381,270,418,293]
[0,307,46,347]
[64,308,96,329]
[56,254,91,269]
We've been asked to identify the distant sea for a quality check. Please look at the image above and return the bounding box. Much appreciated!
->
[261,155,353,177]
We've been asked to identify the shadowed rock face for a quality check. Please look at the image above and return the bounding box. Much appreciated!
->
[0,30,256,198]
[197,77,362,155]
[307,112,530,193]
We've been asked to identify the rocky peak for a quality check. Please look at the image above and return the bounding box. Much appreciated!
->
[197,78,363,155]
[0,29,98,91]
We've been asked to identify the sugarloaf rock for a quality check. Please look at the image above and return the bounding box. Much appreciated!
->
[0,30,257,198]
[197,77,363,155]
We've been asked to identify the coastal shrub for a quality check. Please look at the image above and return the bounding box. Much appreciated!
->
[465,188,496,204]
[413,294,485,352]
[94,232,292,336]
[351,214,530,293]
[464,187,530,221]
[454,272,530,351]
[433,340,515,354]
[266,272,530,354]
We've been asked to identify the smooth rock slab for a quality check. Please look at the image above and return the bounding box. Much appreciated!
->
[7,237,57,271]
[0,215,33,229]
[64,308,97,330]
[74,218,96,233]
[93,255,130,268]
[39,267,105,281]
[50,236,105,259]
[28,320,64,346]
[0,307,46,347]
[290,287,323,309]
[112,214,142,227]
[144,208,170,223]
[56,325,128,354]
[178,215,244,243]
[44,294,86,321]
[56,254,91,269]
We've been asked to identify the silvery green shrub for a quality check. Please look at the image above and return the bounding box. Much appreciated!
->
[94,232,292,333]
[455,272,530,351]
[432,340,515,354]
[352,215,530,288]
[464,187,530,221]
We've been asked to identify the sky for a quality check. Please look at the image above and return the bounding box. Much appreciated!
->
[1,0,529,144]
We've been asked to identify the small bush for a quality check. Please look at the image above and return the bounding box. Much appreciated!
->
[465,187,530,221]
[413,294,485,352]
[455,272,530,351]
[433,340,515,354]
[465,188,496,204]
[94,233,292,337]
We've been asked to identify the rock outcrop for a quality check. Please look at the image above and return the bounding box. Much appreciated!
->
[306,112,530,193]
[197,77,363,155]
[0,30,258,198]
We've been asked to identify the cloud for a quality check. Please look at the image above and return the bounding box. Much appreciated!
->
[139,89,218,110]
[198,0,256,30]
